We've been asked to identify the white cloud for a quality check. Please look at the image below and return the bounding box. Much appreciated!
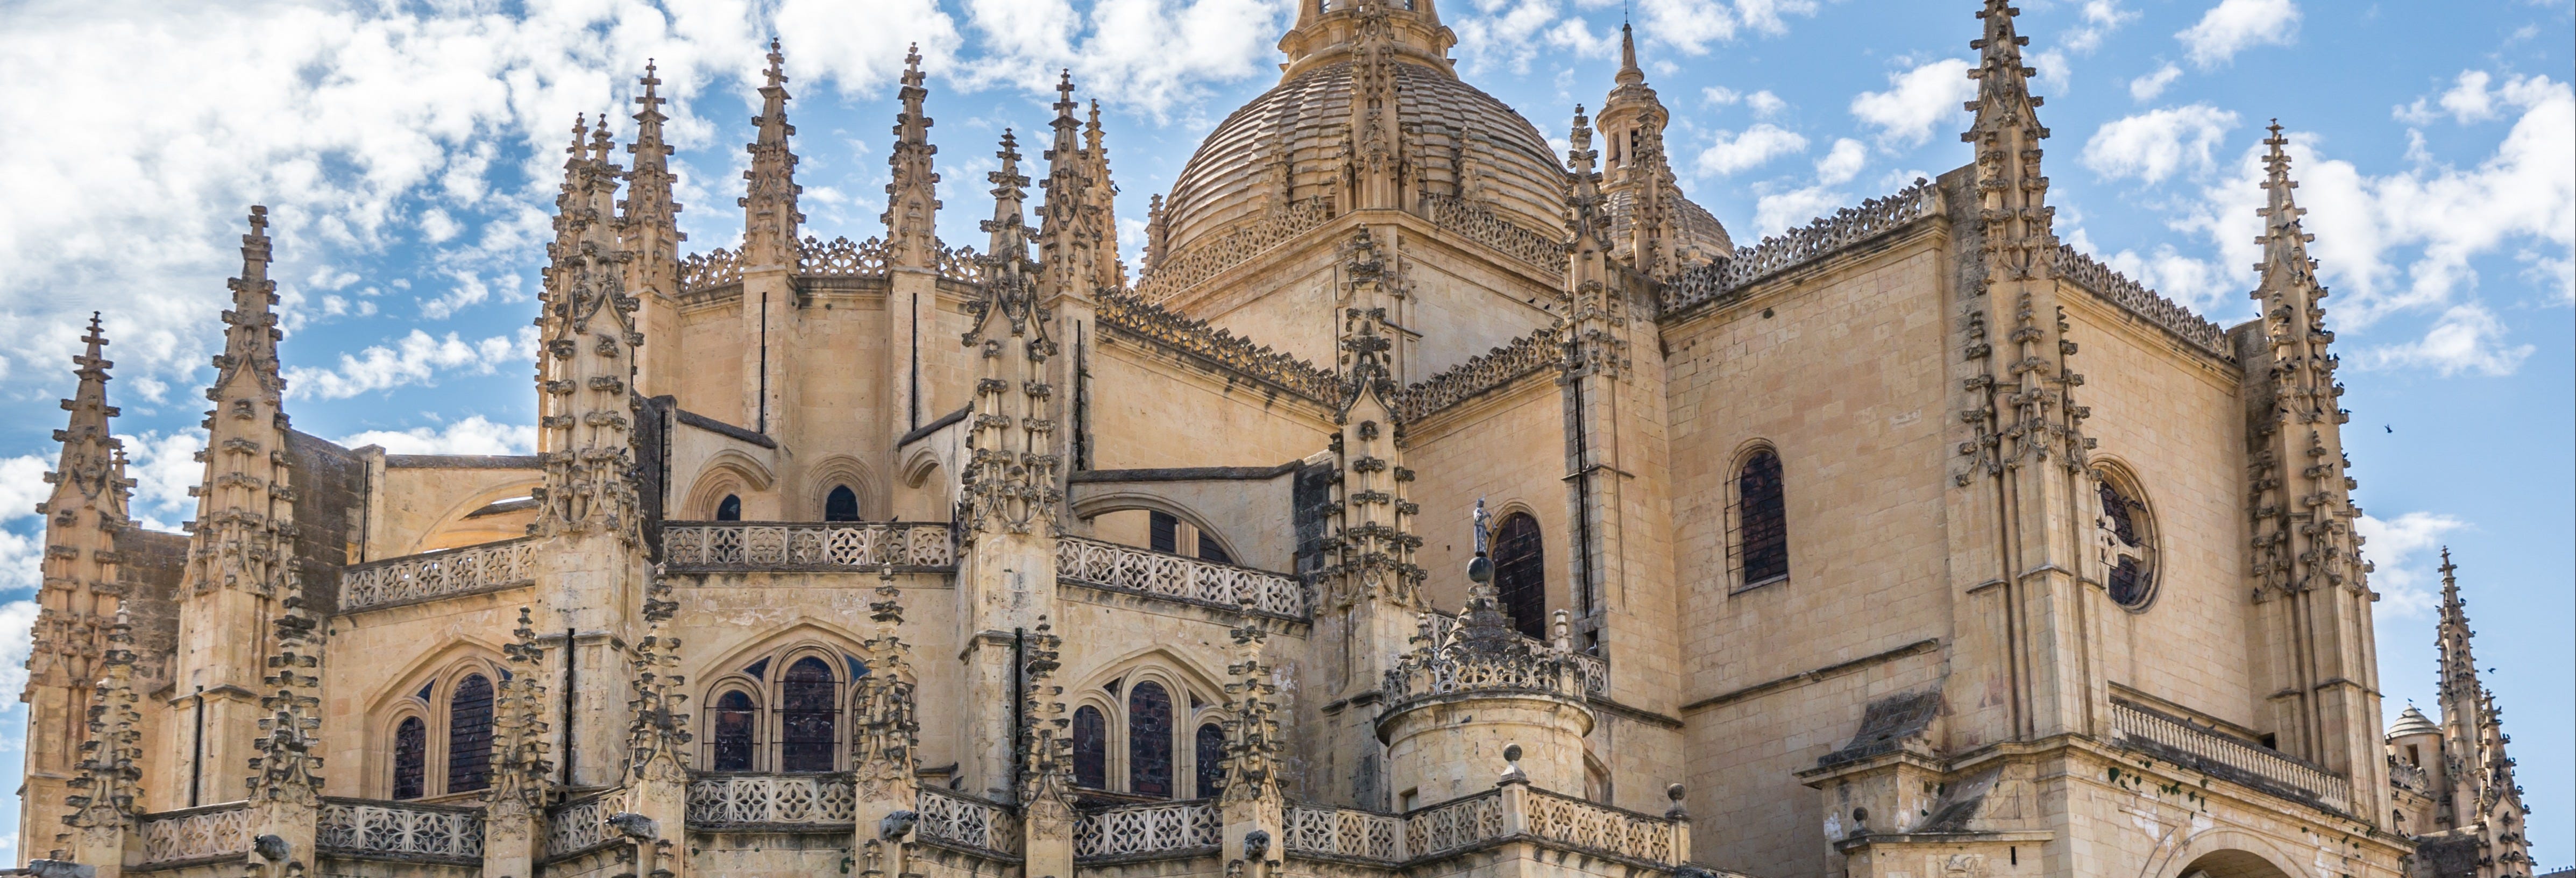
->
[2394,69,2561,126]
[2357,304,2536,377]
[0,600,39,696]
[1694,124,1808,176]
[1814,138,1867,186]
[1753,186,1847,238]
[281,325,537,400]
[1849,58,1974,150]
[2083,104,2240,183]
[116,430,208,531]
[2064,1,2139,54]
[1703,87,1787,117]
[958,0,1283,112]
[2129,63,2182,102]
[2176,0,2300,69]
[0,456,49,523]
[2029,49,2071,97]
[2358,511,2468,617]
[337,415,537,456]
[1627,0,1819,56]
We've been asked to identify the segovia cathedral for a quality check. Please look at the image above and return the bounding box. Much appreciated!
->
[9,1,2540,877]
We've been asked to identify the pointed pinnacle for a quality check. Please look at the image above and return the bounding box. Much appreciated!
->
[765,37,787,87]
[1617,23,1643,84]
[1054,69,1078,118]
[567,113,590,159]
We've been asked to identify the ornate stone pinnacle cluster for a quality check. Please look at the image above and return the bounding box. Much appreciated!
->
[1016,619,1075,831]
[247,597,325,806]
[622,60,686,302]
[961,129,1063,538]
[487,607,555,819]
[625,576,691,784]
[189,207,299,598]
[853,570,919,802]
[533,109,644,544]
[741,38,805,268]
[1036,72,1115,301]
[1219,617,1282,804]
[2246,123,2361,599]
[883,44,941,270]
[58,603,142,856]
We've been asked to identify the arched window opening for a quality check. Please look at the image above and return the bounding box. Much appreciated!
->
[2095,473,2159,609]
[392,717,427,800]
[1149,511,1180,554]
[1493,512,1547,639]
[712,691,757,771]
[1129,681,1174,798]
[1737,450,1789,587]
[1073,706,1109,789]
[446,674,494,794]
[1195,723,1227,799]
[825,485,861,522]
[1197,533,1233,565]
[779,657,838,772]
[716,494,743,521]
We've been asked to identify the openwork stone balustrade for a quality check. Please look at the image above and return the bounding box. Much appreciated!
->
[1285,804,1407,861]
[545,790,618,858]
[662,522,955,571]
[1520,787,1677,864]
[1421,194,1570,275]
[2110,699,2352,812]
[687,774,856,827]
[318,797,486,862]
[1073,798,1219,859]
[137,802,253,866]
[1289,787,1683,867]
[339,537,536,612]
[917,787,1022,855]
[1392,325,1564,424]
[1056,535,1305,618]
[676,239,983,295]
[1134,197,1336,302]
[2051,244,2233,359]
[1096,288,1342,403]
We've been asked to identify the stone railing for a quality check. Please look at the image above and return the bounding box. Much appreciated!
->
[1521,787,1674,864]
[662,522,955,571]
[679,246,743,292]
[687,773,856,828]
[1135,197,1336,302]
[936,244,984,284]
[1392,324,1564,423]
[1416,609,1607,697]
[318,797,486,862]
[799,236,892,278]
[1660,181,1940,316]
[1056,535,1305,617]
[2109,699,2351,813]
[918,787,1021,856]
[340,537,537,612]
[1074,799,1219,859]
[1096,288,1342,403]
[544,789,618,859]
[1406,789,1506,859]
[2389,756,2431,796]
[138,802,254,866]
[1421,194,1569,275]
[2052,244,2233,359]
[1286,804,1406,862]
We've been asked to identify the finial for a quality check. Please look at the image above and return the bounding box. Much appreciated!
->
[764,37,787,86]
[1467,497,1494,584]
[1617,22,1643,84]
[1054,69,1077,117]
[568,112,589,158]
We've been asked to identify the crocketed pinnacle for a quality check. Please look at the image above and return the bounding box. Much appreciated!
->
[623,61,686,295]
[1083,98,1124,290]
[2245,123,2359,597]
[28,313,128,701]
[1565,105,1609,253]
[883,44,941,270]
[741,38,804,267]
[1037,70,1102,300]
[50,314,124,514]
[187,206,297,599]
[1962,0,2053,261]
[214,206,283,397]
[533,108,641,541]
[60,603,144,844]
[2255,121,2320,288]
[985,130,1031,264]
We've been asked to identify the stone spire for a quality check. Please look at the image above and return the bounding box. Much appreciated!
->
[624,578,690,786]
[1595,23,1675,276]
[23,313,132,849]
[1083,100,1125,290]
[623,62,686,395]
[1037,72,1106,302]
[741,39,804,268]
[2247,123,2360,599]
[56,602,142,872]
[244,594,326,873]
[2430,551,2535,876]
[1142,193,1169,273]
[961,130,1062,536]
[1339,6,1414,212]
[1564,107,1612,292]
[534,112,642,542]
[480,608,554,876]
[1963,0,2053,274]
[1321,226,1423,608]
[882,45,942,271]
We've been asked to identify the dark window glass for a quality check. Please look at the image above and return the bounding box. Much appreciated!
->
[2098,478,2154,607]
[826,485,861,522]
[779,657,838,772]
[1493,513,1547,639]
[1197,532,1232,565]
[392,717,426,800]
[1195,723,1226,799]
[1149,511,1179,554]
[716,494,743,521]
[713,690,757,771]
[1072,705,1109,789]
[1129,681,1174,798]
[446,674,494,794]
[1738,451,1789,586]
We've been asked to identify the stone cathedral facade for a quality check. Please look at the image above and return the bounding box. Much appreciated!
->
[9,2,2538,877]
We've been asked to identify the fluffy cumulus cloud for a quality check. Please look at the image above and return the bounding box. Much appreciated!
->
[2129,63,2182,102]
[2176,0,2300,69]
[283,325,539,400]
[2082,104,2239,183]
[1849,58,1974,150]
[956,0,1284,109]
[338,415,537,456]
[0,456,51,596]
[1628,0,1818,56]
[1695,124,1808,176]
[118,430,210,531]
[2062,1,2139,54]
[1702,86,1786,117]
[2357,511,2469,618]
[2357,304,2535,377]
[1749,139,1868,236]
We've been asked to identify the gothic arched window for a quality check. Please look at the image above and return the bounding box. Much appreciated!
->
[1073,705,1109,789]
[1197,533,1233,565]
[825,485,861,522]
[779,657,838,772]
[392,717,427,800]
[712,690,757,771]
[716,494,743,521]
[1195,723,1226,799]
[1493,512,1547,639]
[2094,470,2159,610]
[1129,681,1174,798]
[1737,450,1789,588]
[445,674,494,794]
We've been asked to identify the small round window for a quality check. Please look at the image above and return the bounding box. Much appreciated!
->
[2095,470,2158,610]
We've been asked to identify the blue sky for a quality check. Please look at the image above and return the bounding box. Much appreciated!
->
[0,0,2565,865]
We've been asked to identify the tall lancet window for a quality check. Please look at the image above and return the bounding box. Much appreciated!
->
[445,674,494,793]
[712,690,757,771]
[825,485,861,522]
[1737,450,1789,588]
[392,717,427,800]
[1195,723,1227,799]
[1129,681,1175,798]
[1493,512,1547,639]
[779,657,838,772]
[1072,706,1109,789]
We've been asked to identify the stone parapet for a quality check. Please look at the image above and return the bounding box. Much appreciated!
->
[1055,535,1304,618]
[133,801,252,868]
[1073,799,1218,861]
[661,522,956,572]
[1658,180,1940,318]
[2107,698,2352,813]
[336,537,536,614]
[316,797,486,864]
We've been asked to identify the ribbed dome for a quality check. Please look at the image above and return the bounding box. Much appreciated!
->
[1159,59,1567,264]
[2388,705,2441,740]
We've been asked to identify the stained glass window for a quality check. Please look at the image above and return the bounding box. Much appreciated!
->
[392,716,426,800]
[713,690,757,771]
[1195,723,1226,799]
[446,674,494,794]
[1073,705,1108,789]
[1493,513,1547,639]
[2097,476,2158,608]
[1738,451,1789,586]
[779,657,838,772]
[1129,681,1174,798]
[826,485,861,522]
